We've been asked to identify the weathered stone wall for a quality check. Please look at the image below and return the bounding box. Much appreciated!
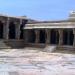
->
[4,40,25,48]
[2,40,25,49]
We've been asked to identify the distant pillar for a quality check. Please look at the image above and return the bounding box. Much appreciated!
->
[73,29,75,46]
[4,18,10,40]
[16,19,22,39]
[35,30,40,43]
[58,29,63,45]
[2,20,5,39]
[46,29,50,44]
[56,30,59,44]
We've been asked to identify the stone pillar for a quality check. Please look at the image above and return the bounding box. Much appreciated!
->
[73,29,75,46]
[2,20,5,39]
[4,18,10,40]
[58,29,63,45]
[56,30,58,44]
[35,30,40,43]
[15,22,20,39]
[16,19,22,39]
[45,29,50,44]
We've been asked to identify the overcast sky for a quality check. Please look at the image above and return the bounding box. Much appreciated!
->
[0,0,75,20]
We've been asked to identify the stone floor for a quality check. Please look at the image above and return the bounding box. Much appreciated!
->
[0,47,75,75]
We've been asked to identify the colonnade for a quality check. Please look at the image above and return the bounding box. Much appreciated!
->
[0,18,23,40]
[26,29,75,46]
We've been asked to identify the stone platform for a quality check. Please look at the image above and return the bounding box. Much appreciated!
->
[0,40,25,49]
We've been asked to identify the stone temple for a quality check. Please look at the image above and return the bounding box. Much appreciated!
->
[0,11,75,50]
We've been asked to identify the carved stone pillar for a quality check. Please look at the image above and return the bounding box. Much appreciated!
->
[16,19,22,39]
[73,29,75,46]
[15,22,20,39]
[4,18,10,40]
[45,29,50,44]
[35,30,40,43]
[56,30,59,44]
[58,29,63,45]
[2,20,5,39]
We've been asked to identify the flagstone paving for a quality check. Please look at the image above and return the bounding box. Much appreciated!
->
[0,48,74,75]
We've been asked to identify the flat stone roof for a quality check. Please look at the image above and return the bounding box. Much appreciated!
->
[24,22,75,29]
[0,14,27,20]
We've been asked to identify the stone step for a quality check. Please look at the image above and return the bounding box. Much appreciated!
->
[0,40,25,49]
[25,43,46,48]
[56,46,75,51]
[0,40,11,49]
[44,45,57,52]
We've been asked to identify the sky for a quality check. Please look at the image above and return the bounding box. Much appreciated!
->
[0,0,75,21]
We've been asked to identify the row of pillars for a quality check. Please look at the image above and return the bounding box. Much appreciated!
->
[34,29,75,46]
[3,18,22,40]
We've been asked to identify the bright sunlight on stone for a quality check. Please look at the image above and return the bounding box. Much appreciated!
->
[0,48,74,75]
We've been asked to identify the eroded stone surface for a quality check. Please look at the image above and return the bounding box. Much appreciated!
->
[0,48,74,75]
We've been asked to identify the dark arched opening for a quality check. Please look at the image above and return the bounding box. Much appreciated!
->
[39,30,46,43]
[63,29,74,45]
[63,30,67,45]
[50,29,59,44]
[28,30,36,43]
[20,24,23,39]
[0,21,3,39]
[57,31,59,44]
[69,29,74,45]
[9,22,16,39]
